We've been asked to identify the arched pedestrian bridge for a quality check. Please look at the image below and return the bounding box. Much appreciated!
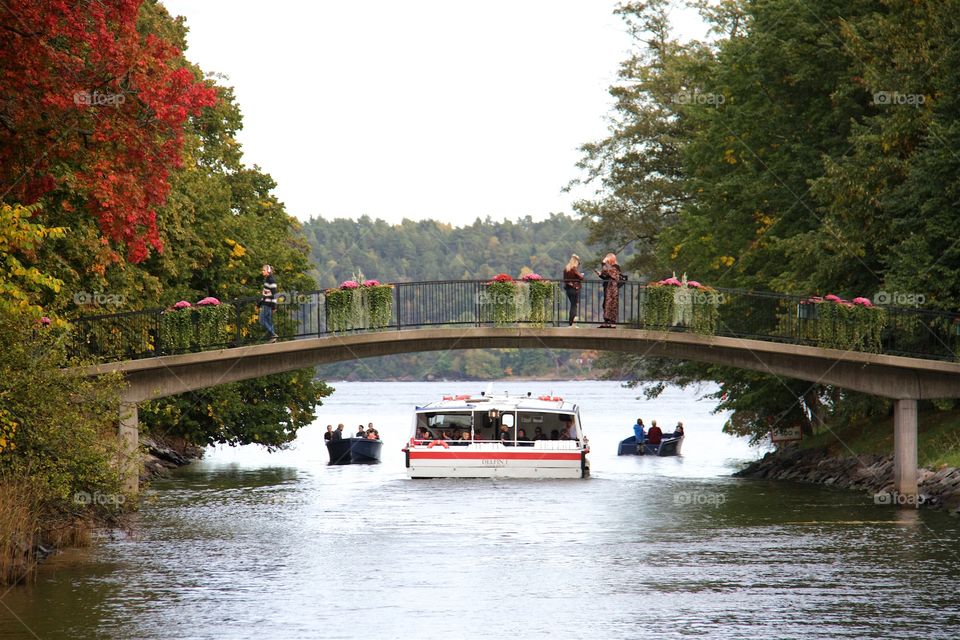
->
[74,280,960,499]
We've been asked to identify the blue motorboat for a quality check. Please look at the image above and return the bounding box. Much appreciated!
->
[326,437,383,464]
[617,435,684,457]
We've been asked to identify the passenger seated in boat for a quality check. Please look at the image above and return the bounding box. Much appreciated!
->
[647,420,663,445]
[499,424,513,446]
[448,429,470,445]
[356,425,367,438]
[550,429,560,440]
[517,428,534,446]
[417,428,432,442]
[441,430,453,440]
[672,422,684,438]
[532,426,545,440]
[366,426,379,440]
[633,418,646,443]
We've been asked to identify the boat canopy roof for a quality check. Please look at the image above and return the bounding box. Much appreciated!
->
[415,393,577,414]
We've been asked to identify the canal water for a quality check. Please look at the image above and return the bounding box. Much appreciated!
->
[3,381,960,639]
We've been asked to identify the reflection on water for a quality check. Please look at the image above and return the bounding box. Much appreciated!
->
[2,381,959,639]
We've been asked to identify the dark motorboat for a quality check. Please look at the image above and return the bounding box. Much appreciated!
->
[326,437,383,464]
[617,435,684,457]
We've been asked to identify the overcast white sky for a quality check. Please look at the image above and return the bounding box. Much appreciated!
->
[163,0,704,225]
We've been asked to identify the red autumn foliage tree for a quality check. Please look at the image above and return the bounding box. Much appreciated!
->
[0,0,216,263]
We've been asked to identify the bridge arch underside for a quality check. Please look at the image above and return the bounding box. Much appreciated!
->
[104,328,960,403]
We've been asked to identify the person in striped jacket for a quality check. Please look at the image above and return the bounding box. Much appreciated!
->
[258,264,278,341]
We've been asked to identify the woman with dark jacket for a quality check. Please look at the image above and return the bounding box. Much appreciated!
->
[596,253,623,328]
[562,253,584,326]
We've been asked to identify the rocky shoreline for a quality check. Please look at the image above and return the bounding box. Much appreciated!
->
[735,446,960,513]
[141,436,203,481]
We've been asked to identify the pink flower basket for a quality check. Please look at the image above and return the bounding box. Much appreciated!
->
[172,300,192,309]
[340,280,360,289]
[197,296,221,306]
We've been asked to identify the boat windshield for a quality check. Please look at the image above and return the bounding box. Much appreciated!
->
[517,412,578,440]
[416,411,471,438]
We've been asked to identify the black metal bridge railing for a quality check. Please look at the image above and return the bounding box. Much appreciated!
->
[70,280,960,363]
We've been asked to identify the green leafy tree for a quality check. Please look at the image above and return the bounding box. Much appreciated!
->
[23,2,330,451]
[578,0,916,442]
[141,374,333,451]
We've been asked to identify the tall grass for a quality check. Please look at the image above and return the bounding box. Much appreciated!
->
[0,480,40,585]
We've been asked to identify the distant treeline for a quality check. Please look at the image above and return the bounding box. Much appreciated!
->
[301,213,633,288]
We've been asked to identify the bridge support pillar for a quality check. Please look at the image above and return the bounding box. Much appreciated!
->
[119,401,139,495]
[893,398,918,504]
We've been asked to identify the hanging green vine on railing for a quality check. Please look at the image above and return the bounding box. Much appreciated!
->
[325,277,393,332]
[521,274,556,327]
[484,274,519,326]
[159,298,233,353]
[324,287,353,332]
[365,281,394,329]
[813,295,887,352]
[642,274,720,335]
[642,284,675,328]
[690,287,721,335]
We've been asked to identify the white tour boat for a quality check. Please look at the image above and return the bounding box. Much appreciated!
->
[401,391,590,479]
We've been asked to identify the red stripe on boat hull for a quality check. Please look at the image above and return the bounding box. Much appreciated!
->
[409,451,582,461]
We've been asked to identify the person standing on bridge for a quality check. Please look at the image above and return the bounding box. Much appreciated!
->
[596,253,623,328]
[258,264,279,342]
[562,254,584,326]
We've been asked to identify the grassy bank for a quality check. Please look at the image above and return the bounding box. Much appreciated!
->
[0,482,100,584]
[0,311,128,585]
[801,407,960,469]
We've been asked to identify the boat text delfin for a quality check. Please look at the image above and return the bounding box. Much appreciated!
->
[402,391,590,479]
